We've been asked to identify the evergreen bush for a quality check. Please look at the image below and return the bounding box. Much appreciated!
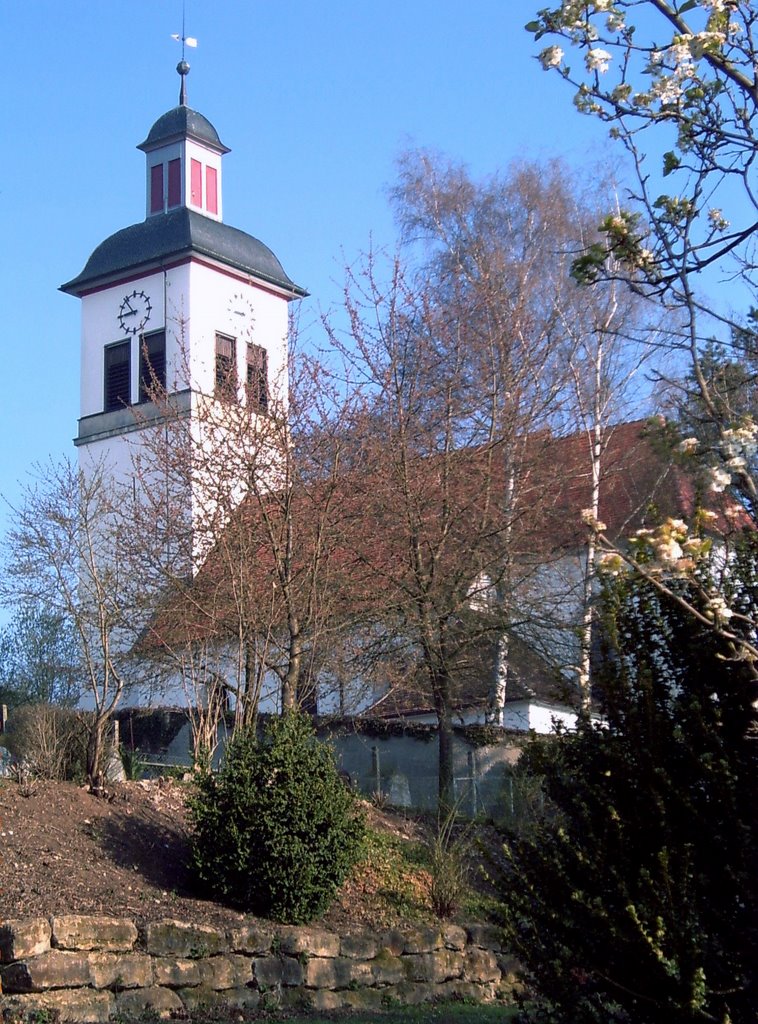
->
[188,711,365,924]
[500,566,757,1024]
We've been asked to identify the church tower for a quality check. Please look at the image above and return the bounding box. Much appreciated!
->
[61,62,306,559]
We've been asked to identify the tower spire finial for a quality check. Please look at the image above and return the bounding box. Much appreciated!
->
[177,59,190,105]
[171,0,197,106]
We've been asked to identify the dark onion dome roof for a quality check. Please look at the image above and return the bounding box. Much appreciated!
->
[60,208,307,297]
[137,105,230,154]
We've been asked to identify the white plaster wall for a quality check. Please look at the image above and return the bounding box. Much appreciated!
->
[80,271,167,418]
[503,701,579,733]
[369,702,579,735]
[512,552,588,680]
[80,263,289,422]
[183,263,289,406]
[122,644,283,715]
[163,263,192,391]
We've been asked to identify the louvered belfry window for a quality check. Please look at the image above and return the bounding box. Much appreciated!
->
[215,333,237,400]
[246,343,268,412]
[104,341,131,412]
[139,330,166,403]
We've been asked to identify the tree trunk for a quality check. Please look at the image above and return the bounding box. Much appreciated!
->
[487,631,509,726]
[282,616,302,712]
[242,639,259,731]
[438,708,455,814]
[434,666,455,814]
[86,712,108,793]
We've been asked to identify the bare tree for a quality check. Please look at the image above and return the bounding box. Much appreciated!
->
[322,156,604,806]
[559,238,663,702]
[325,153,670,803]
[1,458,148,790]
[131,324,364,734]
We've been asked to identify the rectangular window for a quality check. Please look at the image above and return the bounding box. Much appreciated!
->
[246,343,268,412]
[150,164,164,214]
[168,158,181,207]
[104,341,131,412]
[139,330,166,403]
[190,158,202,207]
[215,333,236,400]
[206,166,218,214]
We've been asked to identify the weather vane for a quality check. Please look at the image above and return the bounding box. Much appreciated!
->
[171,0,197,105]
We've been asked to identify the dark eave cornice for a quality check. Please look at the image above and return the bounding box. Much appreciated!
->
[60,208,307,299]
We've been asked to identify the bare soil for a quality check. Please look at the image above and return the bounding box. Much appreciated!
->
[0,777,436,932]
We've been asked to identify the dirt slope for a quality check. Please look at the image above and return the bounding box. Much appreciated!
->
[0,777,434,932]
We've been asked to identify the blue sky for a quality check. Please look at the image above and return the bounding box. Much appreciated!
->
[0,0,615,517]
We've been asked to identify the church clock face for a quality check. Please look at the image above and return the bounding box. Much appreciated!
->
[118,290,152,335]
[228,292,255,327]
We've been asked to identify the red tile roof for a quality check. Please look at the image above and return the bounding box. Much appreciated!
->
[141,418,747,675]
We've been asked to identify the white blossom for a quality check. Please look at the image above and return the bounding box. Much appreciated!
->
[677,437,699,454]
[586,47,612,73]
[652,75,684,104]
[636,248,655,269]
[690,31,727,58]
[708,466,732,492]
[683,537,708,558]
[705,595,734,623]
[539,45,564,69]
[581,508,606,531]
[722,422,758,460]
[668,38,695,71]
[655,537,684,563]
[708,208,730,231]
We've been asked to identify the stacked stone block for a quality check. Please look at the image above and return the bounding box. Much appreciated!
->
[0,915,516,1021]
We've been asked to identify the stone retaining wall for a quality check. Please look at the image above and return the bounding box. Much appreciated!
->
[0,915,516,1021]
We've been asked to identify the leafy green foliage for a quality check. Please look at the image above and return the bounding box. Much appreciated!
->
[188,712,365,924]
[500,565,757,1024]
[361,828,431,921]
[0,601,80,709]
[118,744,146,781]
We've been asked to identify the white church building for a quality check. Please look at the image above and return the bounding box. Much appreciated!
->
[61,61,306,548]
[57,62,704,769]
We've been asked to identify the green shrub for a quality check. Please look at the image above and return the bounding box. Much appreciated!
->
[500,569,757,1024]
[188,711,365,924]
[118,744,146,781]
